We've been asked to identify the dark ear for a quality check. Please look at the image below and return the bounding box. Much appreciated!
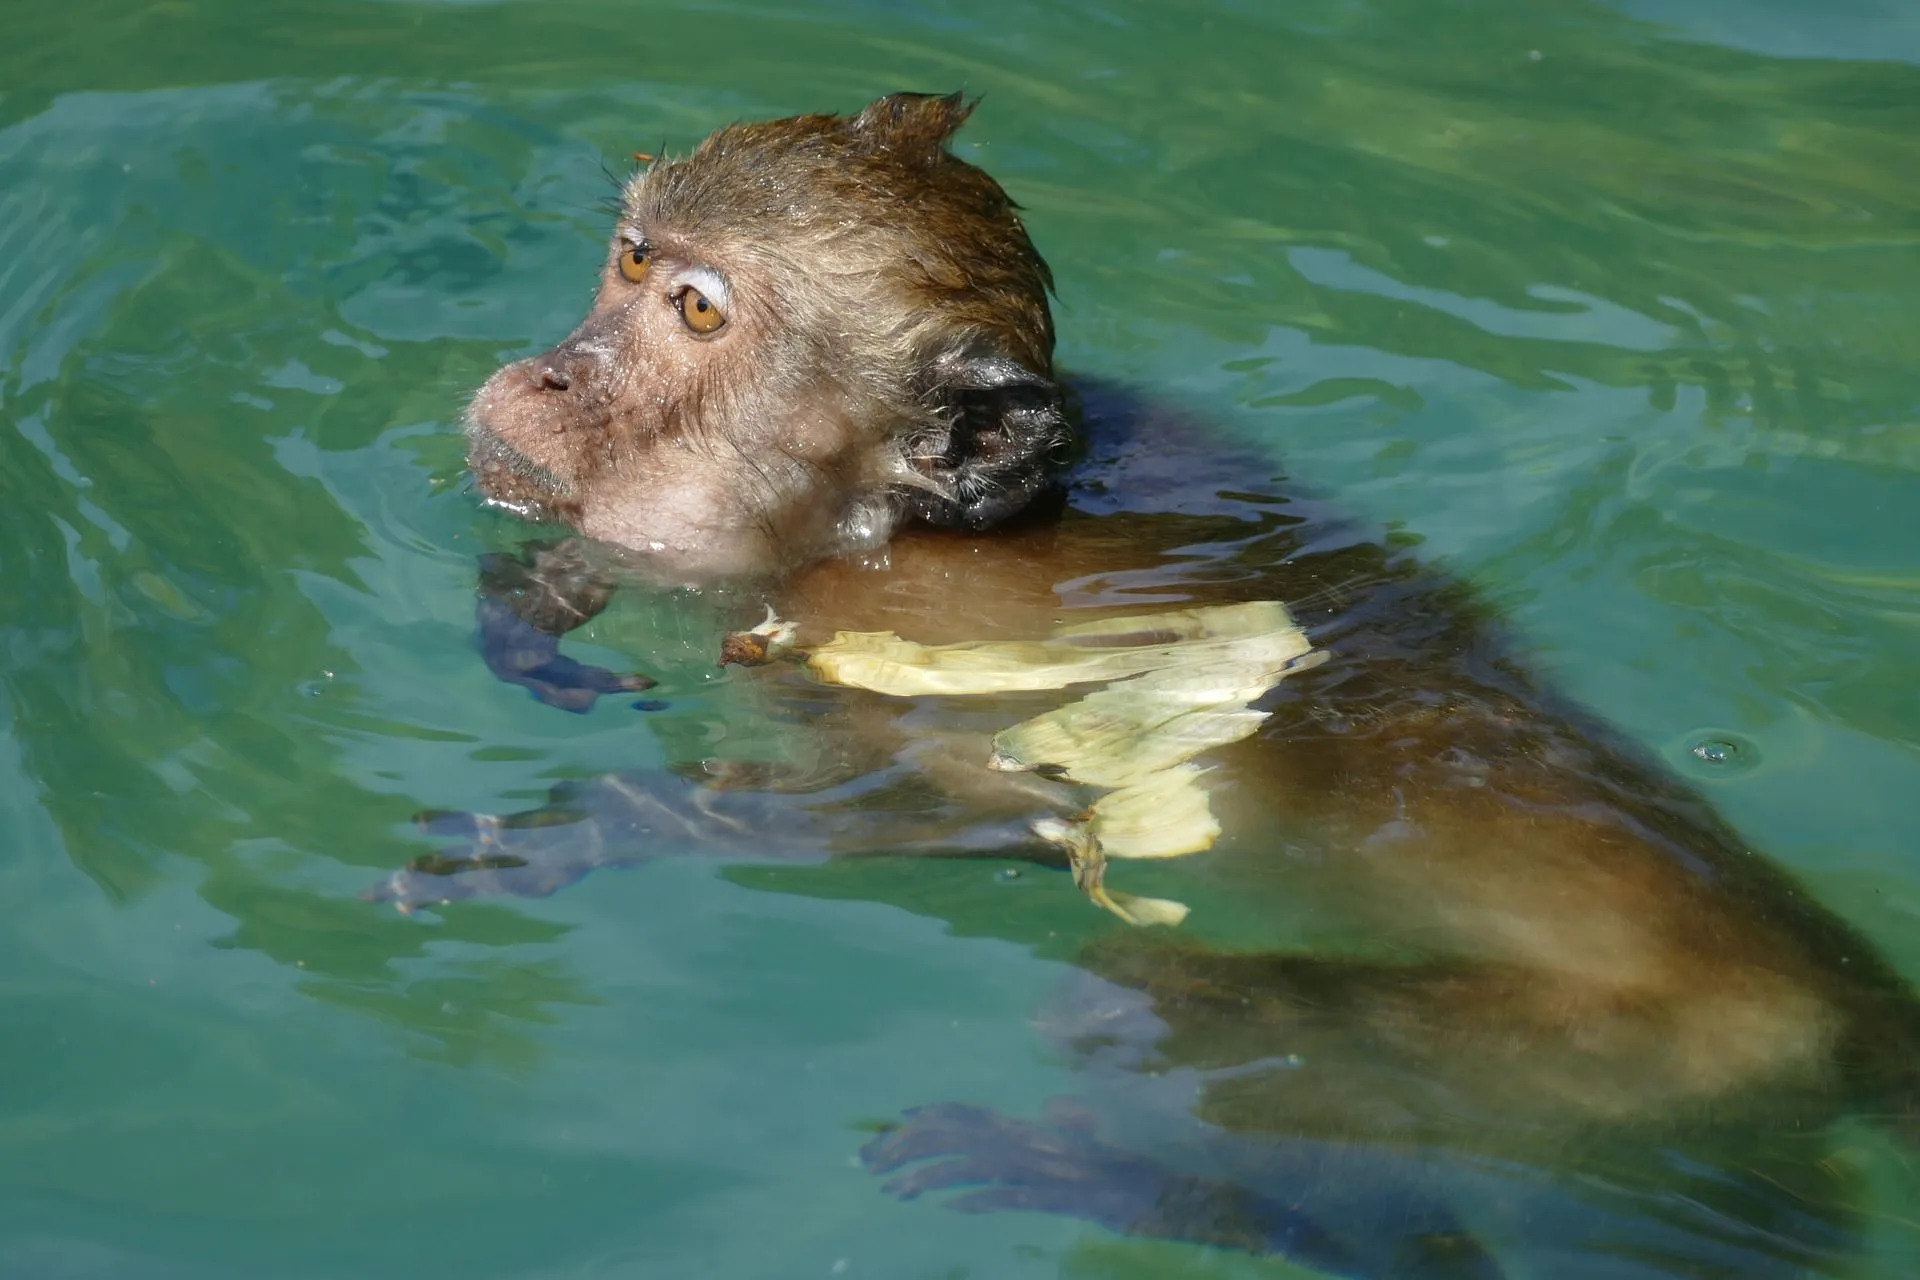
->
[905,351,1078,531]
[853,91,976,154]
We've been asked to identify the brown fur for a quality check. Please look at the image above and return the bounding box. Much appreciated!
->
[765,469,1920,1147]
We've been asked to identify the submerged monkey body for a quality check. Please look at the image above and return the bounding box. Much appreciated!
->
[433,94,1920,1274]
[771,401,1918,1141]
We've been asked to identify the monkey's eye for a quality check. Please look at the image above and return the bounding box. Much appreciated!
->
[617,241,651,284]
[678,286,726,334]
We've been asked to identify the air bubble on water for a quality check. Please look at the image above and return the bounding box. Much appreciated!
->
[1676,729,1762,777]
[995,867,1023,884]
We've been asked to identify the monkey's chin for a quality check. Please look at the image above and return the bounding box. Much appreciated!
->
[572,508,799,582]
[464,429,894,580]
[465,427,573,526]
[478,492,566,525]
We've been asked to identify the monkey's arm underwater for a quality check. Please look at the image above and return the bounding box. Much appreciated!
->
[364,757,1071,913]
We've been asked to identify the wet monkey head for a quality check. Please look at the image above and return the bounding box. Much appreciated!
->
[465,92,1073,575]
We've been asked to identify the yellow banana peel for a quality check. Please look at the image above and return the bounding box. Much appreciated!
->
[803,601,1323,925]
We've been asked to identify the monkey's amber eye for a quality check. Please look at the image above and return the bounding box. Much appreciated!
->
[617,242,651,284]
[678,287,726,334]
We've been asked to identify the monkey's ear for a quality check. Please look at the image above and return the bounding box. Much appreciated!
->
[853,91,977,153]
[907,351,1077,531]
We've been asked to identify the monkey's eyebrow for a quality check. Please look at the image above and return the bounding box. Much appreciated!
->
[675,265,730,306]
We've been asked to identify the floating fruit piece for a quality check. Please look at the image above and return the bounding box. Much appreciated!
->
[717,606,799,667]
[806,600,1303,697]
[990,684,1271,789]
[803,600,1322,926]
[1032,816,1191,927]
[1083,765,1221,859]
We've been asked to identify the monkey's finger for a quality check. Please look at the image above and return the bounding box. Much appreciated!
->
[861,1102,1087,1170]
[414,805,591,840]
[414,809,493,839]
[872,1137,1108,1198]
[943,1185,1146,1228]
[880,1152,1095,1201]
[859,1110,993,1174]
[501,806,591,830]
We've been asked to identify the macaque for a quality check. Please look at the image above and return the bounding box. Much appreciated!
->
[401,94,1920,1276]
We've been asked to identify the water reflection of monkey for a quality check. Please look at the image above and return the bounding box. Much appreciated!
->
[396,94,1920,1276]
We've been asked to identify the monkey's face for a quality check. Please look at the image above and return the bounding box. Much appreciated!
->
[465,93,1071,577]
[464,224,852,575]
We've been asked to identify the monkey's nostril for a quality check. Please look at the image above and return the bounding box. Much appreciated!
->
[537,364,572,392]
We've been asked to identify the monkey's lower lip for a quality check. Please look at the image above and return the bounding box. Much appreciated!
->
[466,425,571,522]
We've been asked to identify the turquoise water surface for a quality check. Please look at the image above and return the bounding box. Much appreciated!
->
[4,1,1919,1276]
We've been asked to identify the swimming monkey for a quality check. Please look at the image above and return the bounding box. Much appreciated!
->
[404,93,1920,1278]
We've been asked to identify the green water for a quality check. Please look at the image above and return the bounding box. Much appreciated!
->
[4,1,1920,1276]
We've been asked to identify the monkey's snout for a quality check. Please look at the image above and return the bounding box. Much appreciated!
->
[523,342,602,399]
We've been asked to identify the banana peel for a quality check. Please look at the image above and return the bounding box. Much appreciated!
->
[806,600,1300,695]
[799,600,1324,925]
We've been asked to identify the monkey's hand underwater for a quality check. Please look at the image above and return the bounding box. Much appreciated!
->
[862,1100,1502,1279]
[373,601,1320,921]
[475,543,659,713]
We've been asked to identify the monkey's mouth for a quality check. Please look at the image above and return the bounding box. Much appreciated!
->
[465,426,576,526]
